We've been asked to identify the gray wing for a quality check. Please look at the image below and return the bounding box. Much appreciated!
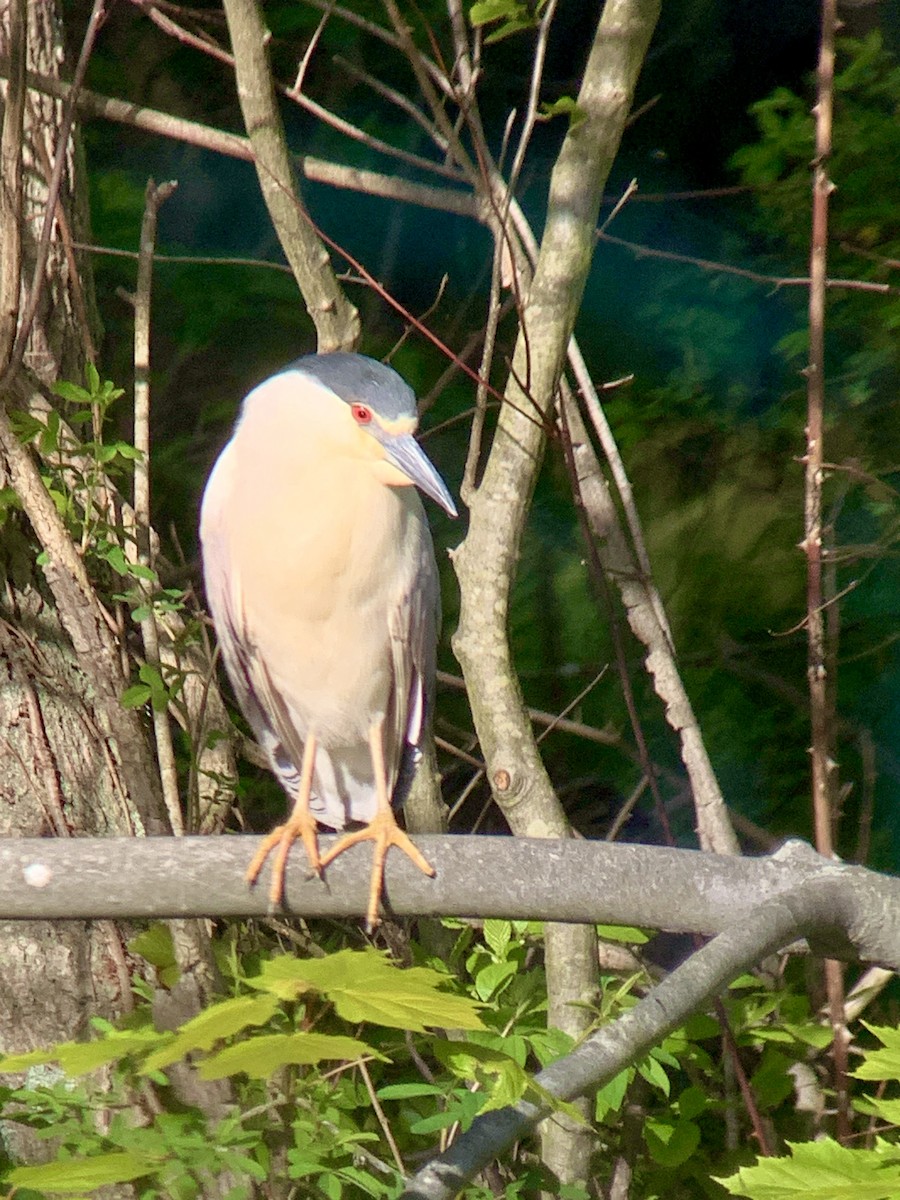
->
[199,442,309,802]
[386,506,441,809]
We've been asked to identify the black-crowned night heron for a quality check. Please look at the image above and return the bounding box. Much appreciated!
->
[200,352,456,928]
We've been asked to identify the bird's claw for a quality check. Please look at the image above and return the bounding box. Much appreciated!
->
[246,811,323,908]
[320,809,435,930]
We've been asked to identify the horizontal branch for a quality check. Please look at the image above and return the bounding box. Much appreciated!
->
[3,836,899,963]
[0,62,477,219]
[599,230,900,295]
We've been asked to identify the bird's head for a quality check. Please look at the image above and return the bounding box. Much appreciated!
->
[289,352,457,518]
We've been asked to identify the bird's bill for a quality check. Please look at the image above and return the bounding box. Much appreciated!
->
[384,434,457,517]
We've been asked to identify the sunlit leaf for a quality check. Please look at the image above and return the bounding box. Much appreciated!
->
[8,1151,158,1192]
[198,1032,385,1080]
[142,994,282,1073]
[716,1138,900,1199]
[248,950,484,1032]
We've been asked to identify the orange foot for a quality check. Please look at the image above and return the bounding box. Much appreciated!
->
[319,807,435,931]
[246,803,322,909]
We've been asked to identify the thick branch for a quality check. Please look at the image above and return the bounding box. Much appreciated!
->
[453,0,660,838]
[219,0,359,351]
[0,836,898,958]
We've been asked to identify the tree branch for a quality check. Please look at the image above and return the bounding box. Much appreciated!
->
[220,0,359,351]
[400,869,886,1200]
[0,836,897,956]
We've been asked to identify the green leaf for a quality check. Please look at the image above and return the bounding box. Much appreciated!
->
[138,662,170,712]
[854,1095,900,1125]
[0,1046,59,1072]
[121,684,152,709]
[129,923,175,970]
[0,1028,161,1076]
[8,1151,158,1192]
[637,1053,670,1097]
[376,1082,444,1100]
[854,1024,900,1082]
[198,1031,385,1080]
[249,950,484,1032]
[85,361,100,394]
[482,919,511,958]
[474,959,518,1001]
[51,380,93,405]
[101,543,130,575]
[432,1040,585,1122]
[596,925,651,945]
[468,0,533,41]
[595,1068,632,1121]
[716,1138,900,1199]
[54,1029,162,1075]
[644,1117,701,1168]
[469,0,524,26]
[677,1084,709,1119]
[539,96,586,126]
[142,994,282,1073]
[433,1039,526,1110]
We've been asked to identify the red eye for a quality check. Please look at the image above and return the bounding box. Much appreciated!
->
[351,403,372,424]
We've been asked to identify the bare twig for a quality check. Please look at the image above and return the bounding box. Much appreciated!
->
[131,0,465,184]
[598,229,898,295]
[505,0,559,198]
[0,65,479,217]
[804,0,850,1144]
[130,178,183,836]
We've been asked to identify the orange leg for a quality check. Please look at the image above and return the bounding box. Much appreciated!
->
[246,730,320,907]
[319,718,435,930]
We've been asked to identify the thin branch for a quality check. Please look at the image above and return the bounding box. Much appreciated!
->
[131,178,184,836]
[291,3,330,95]
[0,65,479,219]
[359,1060,406,1174]
[505,0,559,198]
[598,230,898,295]
[381,0,479,183]
[332,54,441,146]
[804,0,850,1144]
[130,0,466,184]
[560,383,737,854]
[560,389,674,845]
